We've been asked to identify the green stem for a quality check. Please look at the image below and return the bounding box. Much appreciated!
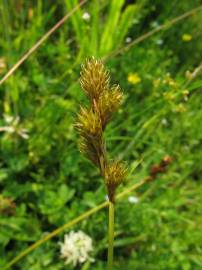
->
[107,200,115,270]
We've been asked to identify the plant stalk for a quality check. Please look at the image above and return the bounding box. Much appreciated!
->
[107,200,115,270]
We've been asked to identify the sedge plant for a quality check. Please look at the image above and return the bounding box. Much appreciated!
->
[75,57,127,269]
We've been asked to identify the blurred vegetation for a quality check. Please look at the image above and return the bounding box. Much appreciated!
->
[0,0,202,269]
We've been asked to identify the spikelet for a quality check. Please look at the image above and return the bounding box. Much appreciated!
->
[80,57,110,101]
[75,107,102,138]
[98,85,123,128]
[105,161,127,202]
[78,137,106,168]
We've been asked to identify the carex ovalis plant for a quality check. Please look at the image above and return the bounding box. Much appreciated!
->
[75,57,127,270]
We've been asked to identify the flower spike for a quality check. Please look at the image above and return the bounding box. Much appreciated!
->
[80,57,110,101]
[76,58,127,200]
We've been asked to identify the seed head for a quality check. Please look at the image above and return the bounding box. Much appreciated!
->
[76,58,127,202]
[80,57,110,101]
[98,85,123,128]
[75,107,102,138]
[78,137,104,167]
[105,161,127,202]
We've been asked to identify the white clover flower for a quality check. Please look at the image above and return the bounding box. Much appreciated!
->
[128,196,139,204]
[82,12,90,21]
[60,231,94,266]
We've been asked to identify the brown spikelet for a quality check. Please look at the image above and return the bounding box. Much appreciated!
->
[150,155,172,179]
[78,137,106,168]
[98,85,123,128]
[79,137,99,166]
[75,107,102,138]
[105,161,127,202]
[80,57,110,101]
[161,155,172,166]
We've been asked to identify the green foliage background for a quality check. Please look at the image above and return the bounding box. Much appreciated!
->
[0,0,202,269]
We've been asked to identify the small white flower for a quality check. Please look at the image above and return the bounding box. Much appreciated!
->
[184,96,188,102]
[128,196,139,204]
[82,12,90,21]
[151,21,160,28]
[0,126,15,133]
[18,129,29,139]
[156,39,163,45]
[125,37,132,43]
[161,118,168,126]
[105,195,109,201]
[60,231,94,266]
[0,115,29,139]
[4,114,14,124]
